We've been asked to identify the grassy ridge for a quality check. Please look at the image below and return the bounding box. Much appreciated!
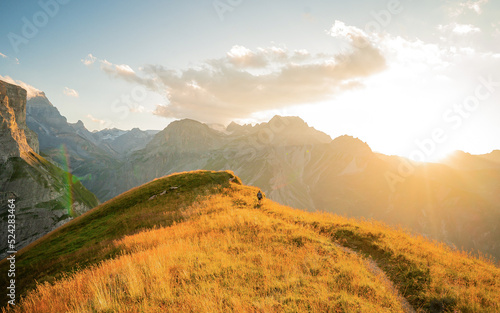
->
[2,171,499,312]
[0,170,239,305]
[257,199,499,312]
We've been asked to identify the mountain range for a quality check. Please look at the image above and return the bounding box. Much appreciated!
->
[2,81,500,262]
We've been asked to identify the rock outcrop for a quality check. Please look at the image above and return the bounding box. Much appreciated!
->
[0,80,99,258]
[0,81,38,162]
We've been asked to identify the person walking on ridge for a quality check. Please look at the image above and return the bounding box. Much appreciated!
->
[257,190,263,205]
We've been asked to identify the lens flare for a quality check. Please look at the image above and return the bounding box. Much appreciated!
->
[59,144,74,216]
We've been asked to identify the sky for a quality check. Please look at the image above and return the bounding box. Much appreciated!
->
[1,0,499,161]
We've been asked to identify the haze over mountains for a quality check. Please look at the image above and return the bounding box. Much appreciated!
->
[14,86,498,261]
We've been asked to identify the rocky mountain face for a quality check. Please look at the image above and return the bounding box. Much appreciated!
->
[25,89,500,260]
[0,82,38,161]
[0,80,99,258]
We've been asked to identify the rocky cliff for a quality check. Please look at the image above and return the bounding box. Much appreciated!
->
[0,81,38,162]
[0,80,99,258]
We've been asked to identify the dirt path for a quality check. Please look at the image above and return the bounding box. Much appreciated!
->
[334,244,417,313]
[258,205,417,313]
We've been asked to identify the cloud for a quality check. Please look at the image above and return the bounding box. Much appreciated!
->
[63,87,79,98]
[462,0,488,14]
[438,23,481,35]
[81,53,97,66]
[94,22,386,123]
[0,74,43,99]
[99,59,140,80]
[86,114,106,125]
[0,52,20,65]
[129,105,145,113]
[493,22,500,37]
[449,0,489,16]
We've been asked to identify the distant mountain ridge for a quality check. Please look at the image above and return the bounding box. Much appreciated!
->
[23,89,500,261]
[25,94,159,200]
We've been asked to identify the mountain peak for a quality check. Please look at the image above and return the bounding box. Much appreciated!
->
[268,115,308,127]
[146,118,225,152]
[72,120,86,129]
[169,118,205,127]
[253,115,332,145]
[331,135,372,154]
[27,91,47,100]
[226,121,253,134]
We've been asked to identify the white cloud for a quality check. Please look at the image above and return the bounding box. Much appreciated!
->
[0,52,19,64]
[129,105,145,113]
[100,60,137,78]
[91,21,387,123]
[0,74,44,99]
[86,114,106,125]
[449,0,489,16]
[115,64,135,74]
[63,87,79,98]
[438,23,481,35]
[454,24,481,34]
[462,0,488,14]
[81,53,97,66]
[329,20,368,40]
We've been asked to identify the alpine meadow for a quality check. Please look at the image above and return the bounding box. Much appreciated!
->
[1,1,500,312]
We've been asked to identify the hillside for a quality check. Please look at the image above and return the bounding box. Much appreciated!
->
[1,171,498,312]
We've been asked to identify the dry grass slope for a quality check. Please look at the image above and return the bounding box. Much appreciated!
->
[2,171,499,312]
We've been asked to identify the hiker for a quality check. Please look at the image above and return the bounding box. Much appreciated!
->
[257,190,263,203]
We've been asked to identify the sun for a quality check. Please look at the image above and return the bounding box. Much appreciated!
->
[408,148,455,163]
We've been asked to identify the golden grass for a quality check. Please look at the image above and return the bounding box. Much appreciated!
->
[4,176,499,312]
[250,187,500,312]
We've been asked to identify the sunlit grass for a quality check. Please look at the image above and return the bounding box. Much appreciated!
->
[2,171,499,312]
